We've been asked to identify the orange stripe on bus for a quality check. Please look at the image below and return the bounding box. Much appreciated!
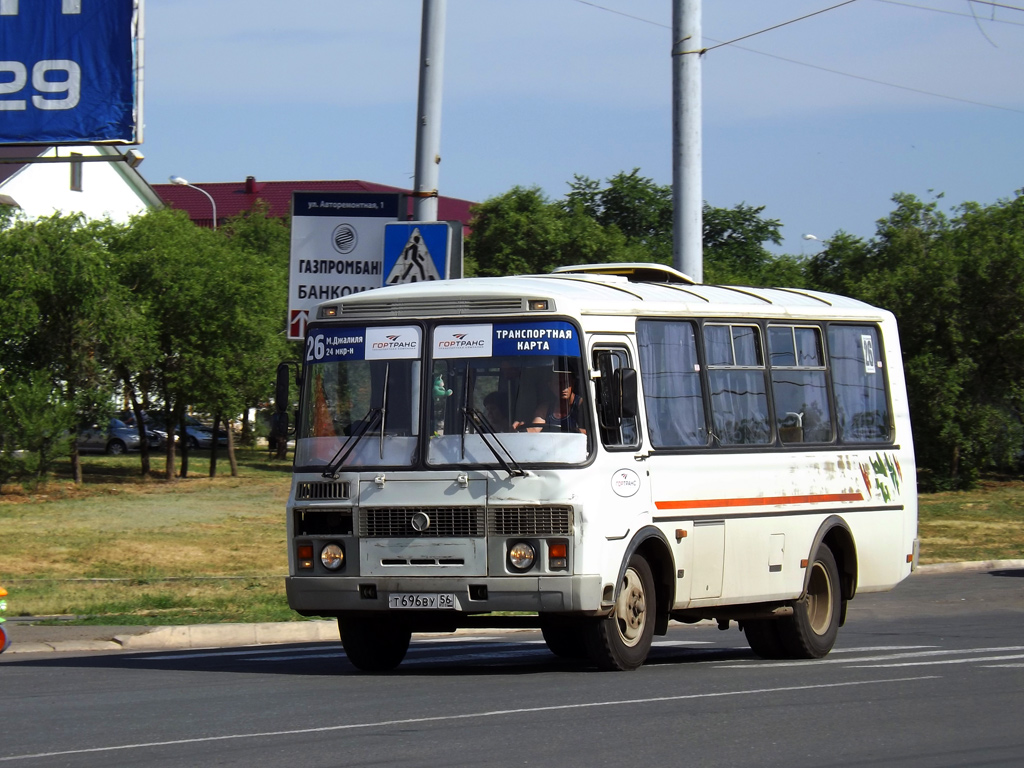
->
[654,492,864,510]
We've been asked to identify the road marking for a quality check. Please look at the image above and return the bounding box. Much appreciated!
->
[0,676,938,763]
[855,653,1024,668]
[719,646,1024,668]
[829,646,938,653]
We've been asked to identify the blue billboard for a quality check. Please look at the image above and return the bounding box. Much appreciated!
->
[0,0,142,144]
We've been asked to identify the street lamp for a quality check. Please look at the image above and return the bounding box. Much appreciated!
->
[169,175,217,229]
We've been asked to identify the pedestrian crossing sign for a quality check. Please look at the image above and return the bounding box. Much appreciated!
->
[383,222,454,285]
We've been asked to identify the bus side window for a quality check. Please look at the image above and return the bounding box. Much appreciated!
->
[593,348,640,450]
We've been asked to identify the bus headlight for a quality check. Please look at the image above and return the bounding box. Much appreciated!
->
[508,541,536,572]
[321,543,345,570]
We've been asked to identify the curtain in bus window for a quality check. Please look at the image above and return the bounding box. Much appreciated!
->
[708,369,771,445]
[828,325,890,442]
[705,324,771,446]
[768,326,833,444]
[637,320,706,447]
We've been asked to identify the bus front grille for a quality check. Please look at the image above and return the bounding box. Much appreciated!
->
[360,507,486,538]
[489,506,574,536]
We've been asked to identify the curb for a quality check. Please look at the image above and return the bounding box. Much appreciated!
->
[5,620,339,655]
[916,559,1024,574]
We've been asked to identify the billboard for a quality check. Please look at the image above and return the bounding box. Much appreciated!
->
[0,0,143,144]
[288,191,403,340]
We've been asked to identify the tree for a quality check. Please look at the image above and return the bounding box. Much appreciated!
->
[0,214,125,483]
[702,202,784,285]
[467,172,787,284]
[0,372,76,487]
[804,191,1024,488]
[465,186,639,277]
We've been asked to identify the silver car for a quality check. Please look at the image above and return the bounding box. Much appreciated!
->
[76,419,144,455]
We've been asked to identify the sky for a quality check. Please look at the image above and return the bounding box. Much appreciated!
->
[139,0,1024,255]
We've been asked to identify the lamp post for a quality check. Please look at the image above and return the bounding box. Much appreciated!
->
[169,175,217,229]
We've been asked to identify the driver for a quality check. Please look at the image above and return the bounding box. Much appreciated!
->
[514,368,586,434]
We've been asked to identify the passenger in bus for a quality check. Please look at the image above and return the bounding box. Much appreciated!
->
[514,369,586,434]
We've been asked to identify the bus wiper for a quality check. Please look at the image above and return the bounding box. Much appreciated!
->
[378,363,390,460]
[464,407,526,479]
[321,363,392,477]
[321,407,382,479]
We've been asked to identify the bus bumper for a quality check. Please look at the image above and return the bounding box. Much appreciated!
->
[285,574,604,617]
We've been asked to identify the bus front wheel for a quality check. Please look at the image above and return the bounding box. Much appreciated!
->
[585,553,656,671]
[777,545,841,659]
[339,617,411,672]
[540,615,589,659]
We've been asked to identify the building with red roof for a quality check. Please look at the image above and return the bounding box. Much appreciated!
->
[152,176,476,231]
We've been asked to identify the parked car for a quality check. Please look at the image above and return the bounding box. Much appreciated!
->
[139,413,228,450]
[76,418,157,455]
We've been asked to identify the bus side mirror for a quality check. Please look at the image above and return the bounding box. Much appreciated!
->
[616,368,639,419]
[275,363,291,413]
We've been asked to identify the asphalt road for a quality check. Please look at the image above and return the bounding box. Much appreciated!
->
[2,567,1023,768]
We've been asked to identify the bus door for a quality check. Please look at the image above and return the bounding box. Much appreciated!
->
[590,340,647,541]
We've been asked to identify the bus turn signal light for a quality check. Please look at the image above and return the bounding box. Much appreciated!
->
[548,541,567,570]
[298,545,314,570]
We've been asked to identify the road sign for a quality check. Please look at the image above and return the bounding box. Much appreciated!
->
[288,192,403,340]
[383,222,457,286]
[0,0,143,144]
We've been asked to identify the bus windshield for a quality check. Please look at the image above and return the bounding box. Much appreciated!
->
[295,325,421,468]
[426,320,590,467]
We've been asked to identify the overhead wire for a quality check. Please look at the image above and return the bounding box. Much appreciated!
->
[565,0,1024,115]
[874,0,1024,26]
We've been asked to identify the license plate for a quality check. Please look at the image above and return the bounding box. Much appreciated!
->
[388,593,456,609]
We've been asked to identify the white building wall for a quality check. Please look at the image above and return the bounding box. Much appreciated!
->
[1,146,160,223]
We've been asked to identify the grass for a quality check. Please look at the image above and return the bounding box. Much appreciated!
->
[2,451,1022,625]
[917,477,1024,564]
[1,447,295,625]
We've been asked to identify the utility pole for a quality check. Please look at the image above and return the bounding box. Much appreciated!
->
[412,0,446,222]
[672,0,703,282]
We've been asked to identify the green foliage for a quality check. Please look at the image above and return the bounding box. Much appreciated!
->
[0,371,76,486]
[805,190,1024,488]
[0,206,291,485]
[467,170,786,286]
[465,186,641,277]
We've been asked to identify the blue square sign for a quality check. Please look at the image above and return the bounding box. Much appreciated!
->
[383,222,453,285]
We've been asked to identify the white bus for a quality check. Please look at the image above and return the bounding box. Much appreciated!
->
[280,263,917,671]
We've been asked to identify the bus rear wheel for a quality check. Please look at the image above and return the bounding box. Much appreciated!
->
[742,618,789,659]
[339,617,411,672]
[777,545,841,659]
[585,553,655,671]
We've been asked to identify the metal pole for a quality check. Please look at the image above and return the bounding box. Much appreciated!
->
[672,0,702,283]
[412,0,447,222]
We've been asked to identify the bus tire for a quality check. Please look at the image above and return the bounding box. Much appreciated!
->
[339,617,411,672]
[540,616,589,659]
[585,553,656,671]
[778,545,841,659]
[742,619,790,659]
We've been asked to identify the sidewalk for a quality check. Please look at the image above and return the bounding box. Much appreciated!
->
[3,560,1022,655]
